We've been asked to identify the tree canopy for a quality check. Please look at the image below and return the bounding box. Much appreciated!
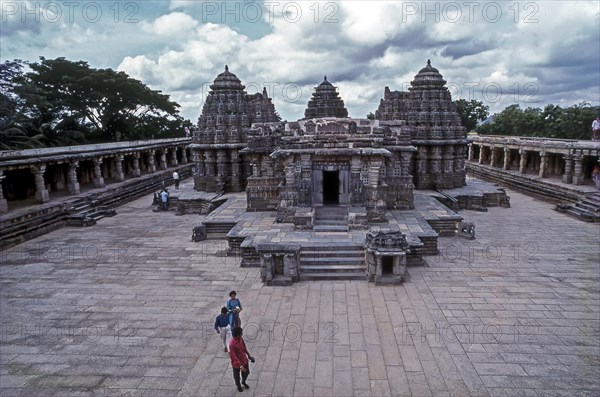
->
[1,57,192,150]
[453,99,489,132]
[476,102,599,140]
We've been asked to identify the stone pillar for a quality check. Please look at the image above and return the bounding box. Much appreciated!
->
[180,147,188,164]
[250,155,261,177]
[216,150,228,192]
[503,148,510,170]
[230,150,241,191]
[467,144,474,161]
[0,170,9,213]
[196,150,205,176]
[263,156,275,178]
[562,155,573,184]
[489,147,496,167]
[31,164,50,203]
[170,148,178,167]
[538,152,548,178]
[132,153,141,177]
[147,150,156,173]
[572,154,584,185]
[205,151,215,176]
[159,150,168,170]
[519,150,527,174]
[478,145,485,164]
[93,158,105,188]
[115,155,125,182]
[68,161,81,194]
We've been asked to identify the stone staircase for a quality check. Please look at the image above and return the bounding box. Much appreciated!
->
[299,244,365,281]
[556,192,600,222]
[313,206,348,232]
[66,198,117,226]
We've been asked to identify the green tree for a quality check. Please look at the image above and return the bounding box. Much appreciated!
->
[477,102,599,139]
[453,99,489,132]
[22,57,185,142]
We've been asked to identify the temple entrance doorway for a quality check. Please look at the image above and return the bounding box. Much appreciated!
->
[323,170,340,205]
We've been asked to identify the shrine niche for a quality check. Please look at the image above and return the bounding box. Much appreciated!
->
[364,229,410,285]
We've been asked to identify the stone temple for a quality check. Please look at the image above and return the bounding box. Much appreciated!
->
[187,60,496,285]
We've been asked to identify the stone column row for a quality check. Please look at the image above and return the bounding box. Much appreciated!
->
[0,144,187,210]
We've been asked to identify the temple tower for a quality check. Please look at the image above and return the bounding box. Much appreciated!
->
[191,66,279,192]
[376,60,467,189]
[304,76,349,119]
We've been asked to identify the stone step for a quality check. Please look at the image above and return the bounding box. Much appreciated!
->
[313,215,348,222]
[560,207,600,222]
[301,258,364,266]
[301,249,364,257]
[299,271,366,281]
[575,201,599,212]
[301,245,363,252]
[299,264,365,272]
[313,225,348,232]
[314,220,347,225]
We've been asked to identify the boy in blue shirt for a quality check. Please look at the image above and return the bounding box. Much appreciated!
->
[214,307,231,352]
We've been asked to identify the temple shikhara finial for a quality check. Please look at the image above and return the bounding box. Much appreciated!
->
[427,59,431,66]
[225,65,228,71]
[324,76,327,81]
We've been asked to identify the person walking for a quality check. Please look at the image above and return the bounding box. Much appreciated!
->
[173,170,180,189]
[229,327,254,392]
[215,307,231,352]
[227,291,242,328]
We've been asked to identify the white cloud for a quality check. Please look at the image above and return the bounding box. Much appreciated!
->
[5,0,598,122]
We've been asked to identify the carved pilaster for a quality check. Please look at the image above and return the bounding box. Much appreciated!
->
[115,155,125,182]
[572,154,584,185]
[147,150,156,173]
[31,164,50,203]
[132,153,141,177]
[93,158,105,188]
[180,147,188,164]
[68,161,81,194]
[562,155,573,184]
[0,170,7,213]
[539,152,548,178]
[519,150,527,174]
[159,150,168,170]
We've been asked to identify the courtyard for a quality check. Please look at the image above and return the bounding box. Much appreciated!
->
[0,178,599,397]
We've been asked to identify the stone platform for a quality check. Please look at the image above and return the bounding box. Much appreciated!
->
[1,182,598,396]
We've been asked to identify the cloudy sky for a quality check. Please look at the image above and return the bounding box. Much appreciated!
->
[2,0,599,122]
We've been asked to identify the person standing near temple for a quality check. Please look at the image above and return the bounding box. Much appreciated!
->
[173,170,180,189]
[592,164,600,190]
[229,327,254,392]
[160,189,168,211]
[592,116,600,141]
[227,290,242,328]
[215,307,231,352]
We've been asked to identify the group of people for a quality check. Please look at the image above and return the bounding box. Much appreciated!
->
[214,291,255,392]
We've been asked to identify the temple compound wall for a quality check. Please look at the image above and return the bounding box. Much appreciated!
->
[190,61,467,220]
[0,138,191,213]
[467,135,600,186]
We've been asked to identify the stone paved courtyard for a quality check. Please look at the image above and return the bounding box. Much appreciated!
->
[1,179,599,397]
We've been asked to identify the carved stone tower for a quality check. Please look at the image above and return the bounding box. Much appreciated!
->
[191,66,279,192]
[304,76,349,119]
[376,60,467,189]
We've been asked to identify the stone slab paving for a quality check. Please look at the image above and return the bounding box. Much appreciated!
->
[1,180,599,396]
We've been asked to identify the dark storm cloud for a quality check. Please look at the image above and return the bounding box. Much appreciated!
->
[440,40,493,60]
